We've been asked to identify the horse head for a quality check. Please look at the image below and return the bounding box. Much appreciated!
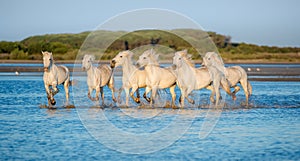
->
[172,49,194,70]
[202,51,226,75]
[111,50,133,68]
[202,52,224,67]
[136,49,159,68]
[42,51,53,72]
[82,54,95,71]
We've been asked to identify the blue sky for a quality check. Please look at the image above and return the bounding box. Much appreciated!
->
[0,0,299,47]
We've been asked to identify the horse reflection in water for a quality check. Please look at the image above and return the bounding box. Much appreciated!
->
[110,50,148,107]
[42,51,70,107]
[202,52,252,106]
[82,54,116,105]
[172,50,233,107]
[136,49,177,108]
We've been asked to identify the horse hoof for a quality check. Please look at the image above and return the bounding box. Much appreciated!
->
[136,98,141,103]
[51,100,56,105]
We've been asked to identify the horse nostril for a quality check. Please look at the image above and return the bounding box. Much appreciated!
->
[110,60,116,68]
[172,64,177,70]
[136,63,140,68]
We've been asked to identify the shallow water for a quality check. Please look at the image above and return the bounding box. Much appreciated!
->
[0,73,299,160]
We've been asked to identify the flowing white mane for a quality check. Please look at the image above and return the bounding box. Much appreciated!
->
[175,49,195,68]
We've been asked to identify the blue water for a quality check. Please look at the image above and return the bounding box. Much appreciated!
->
[0,73,300,160]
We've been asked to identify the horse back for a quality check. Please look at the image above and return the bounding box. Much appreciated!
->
[57,65,70,84]
[226,66,247,85]
[98,64,112,86]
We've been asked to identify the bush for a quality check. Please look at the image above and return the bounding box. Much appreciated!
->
[10,49,28,59]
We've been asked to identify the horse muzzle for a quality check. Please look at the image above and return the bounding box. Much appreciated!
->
[43,67,49,72]
[136,63,141,68]
[110,60,116,68]
[171,64,177,70]
[82,67,86,71]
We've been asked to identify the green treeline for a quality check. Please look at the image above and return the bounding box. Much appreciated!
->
[0,29,299,62]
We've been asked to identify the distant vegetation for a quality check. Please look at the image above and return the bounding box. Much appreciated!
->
[0,29,299,62]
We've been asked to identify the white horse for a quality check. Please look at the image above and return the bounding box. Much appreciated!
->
[42,51,70,106]
[202,52,252,106]
[82,54,116,105]
[136,49,177,108]
[110,50,148,106]
[172,50,233,107]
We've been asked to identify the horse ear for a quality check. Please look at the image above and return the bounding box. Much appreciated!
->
[155,53,159,60]
[128,51,133,58]
[212,52,224,66]
[91,55,95,61]
[183,49,188,54]
[150,48,155,55]
[41,51,44,55]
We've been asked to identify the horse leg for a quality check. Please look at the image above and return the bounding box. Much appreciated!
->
[130,85,140,103]
[221,77,232,100]
[247,81,252,97]
[144,87,151,103]
[186,95,195,105]
[124,88,130,107]
[88,87,95,101]
[51,82,60,96]
[206,85,215,103]
[45,84,56,106]
[100,87,104,105]
[213,76,221,106]
[180,88,185,108]
[169,85,176,108]
[186,87,195,105]
[240,80,249,106]
[151,87,158,107]
[64,80,69,105]
[232,85,240,101]
[108,78,117,103]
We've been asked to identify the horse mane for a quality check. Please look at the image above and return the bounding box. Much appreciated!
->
[83,54,95,62]
[144,49,160,66]
[176,49,195,68]
[204,52,227,76]
[206,52,224,67]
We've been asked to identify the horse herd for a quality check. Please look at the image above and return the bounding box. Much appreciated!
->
[42,49,252,108]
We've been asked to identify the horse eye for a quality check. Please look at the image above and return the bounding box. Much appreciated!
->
[208,58,210,60]
[120,56,123,58]
[179,58,181,60]
[143,57,146,59]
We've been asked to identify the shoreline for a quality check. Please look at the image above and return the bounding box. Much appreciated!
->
[1,59,300,64]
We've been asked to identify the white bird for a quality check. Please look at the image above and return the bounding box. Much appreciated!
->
[15,71,19,75]
[247,68,251,72]
[256,68,260,72]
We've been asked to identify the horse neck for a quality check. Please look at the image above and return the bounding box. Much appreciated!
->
[177,61,196,83]
[49,60,57,72]
[180,61,194,72]
[86,63,97,76]
[122,58,136,74]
